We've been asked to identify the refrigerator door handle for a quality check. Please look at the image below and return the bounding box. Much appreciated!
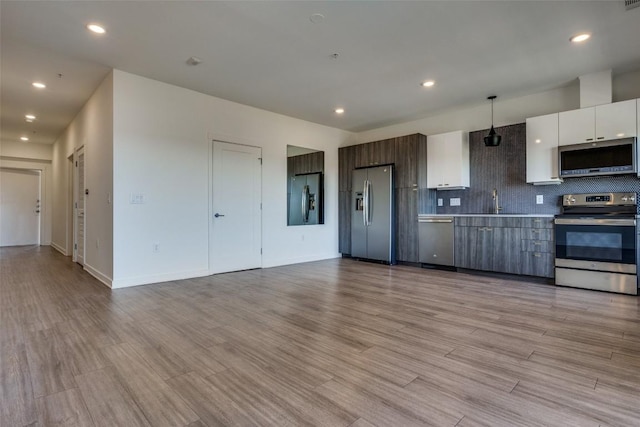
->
[366,180,373,226]
[301,185,310,223]
[363,180,368,227]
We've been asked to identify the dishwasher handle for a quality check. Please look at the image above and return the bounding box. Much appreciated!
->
[418,217,454,223]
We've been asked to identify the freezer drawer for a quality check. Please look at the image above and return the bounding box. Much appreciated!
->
[418,216,454,266]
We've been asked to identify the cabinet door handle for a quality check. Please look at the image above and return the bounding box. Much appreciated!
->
[596,136,605,140]
[586,138,593,141]
[533,253,541,257]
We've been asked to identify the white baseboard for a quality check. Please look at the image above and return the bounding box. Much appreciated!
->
[263,252,341,269]
[50,241,68,256]
[84,263,113,288]
[111,269,210,289]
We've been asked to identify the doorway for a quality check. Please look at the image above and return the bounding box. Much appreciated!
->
[0,168,41,246]
[73,147,85,265]
[210,140,262,274]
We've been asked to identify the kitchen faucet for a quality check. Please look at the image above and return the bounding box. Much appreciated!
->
[492,188,502,214]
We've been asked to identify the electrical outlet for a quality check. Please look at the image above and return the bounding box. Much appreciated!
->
[450,198,461,207]
[536,195,544,205]
[437,198,443,207]
[153,242,159,253]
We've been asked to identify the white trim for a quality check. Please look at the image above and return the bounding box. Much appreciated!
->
[84,263,113,288]
[263,253,341,269]
[111,269,210,289]
[51,241,68,256]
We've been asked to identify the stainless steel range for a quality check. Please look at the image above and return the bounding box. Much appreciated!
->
[554,192,638,295]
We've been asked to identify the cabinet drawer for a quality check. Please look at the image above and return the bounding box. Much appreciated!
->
[523,228,553,241]
[520,252,554,278]
[521,239,554,253]
[518,217,554,229]
[455,216,552,228]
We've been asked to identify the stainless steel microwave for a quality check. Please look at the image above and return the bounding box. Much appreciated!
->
[558,137,637,178]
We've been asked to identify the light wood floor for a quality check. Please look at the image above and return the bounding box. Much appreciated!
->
[2,246,640,426]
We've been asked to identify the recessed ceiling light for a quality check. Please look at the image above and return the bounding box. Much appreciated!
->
[25,114,36,120]
[32,82,46,89]
[617,133,625,137]
[87,24,106,34]
[535,139,541,144]
[421,80,435,88]
[334,108,345,114]
[20,136,29,141]
[570,33,591,43]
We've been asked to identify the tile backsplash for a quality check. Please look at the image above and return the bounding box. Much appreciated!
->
[432,123,640,215]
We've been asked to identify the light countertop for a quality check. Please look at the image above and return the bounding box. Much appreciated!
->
[417,213,555,218]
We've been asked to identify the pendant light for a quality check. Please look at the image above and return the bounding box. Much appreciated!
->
[484,95,501,147]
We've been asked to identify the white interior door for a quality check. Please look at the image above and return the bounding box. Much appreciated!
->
[0,169,40,246]
[73,148,85,265]
[210,141,262,274]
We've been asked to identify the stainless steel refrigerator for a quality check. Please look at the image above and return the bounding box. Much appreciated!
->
[351,165,395,264]
[289,172,323,225]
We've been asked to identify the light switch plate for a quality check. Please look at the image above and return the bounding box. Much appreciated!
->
[536,195,544,205]
[450,198,461,206]
[437,198,443,207]
[130,193,145,204]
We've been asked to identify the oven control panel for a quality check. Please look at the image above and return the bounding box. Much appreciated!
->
[563,193,637,207]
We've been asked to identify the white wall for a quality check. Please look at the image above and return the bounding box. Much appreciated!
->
[1,141,53,246]
[1,140,52,161]
[51,72,113,285]
[112,70,353,288]
[355,68,640,144]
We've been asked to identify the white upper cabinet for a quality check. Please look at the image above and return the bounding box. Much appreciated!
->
[596,99,637,141]
[559,99,637,146]
[558,107,594,146]
[426,130,470,190]
[526,113,561,185]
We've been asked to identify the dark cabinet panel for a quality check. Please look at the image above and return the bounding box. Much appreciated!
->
[339,146,356,191]
[339,191,352,254]
[520,252,554,278]
[395,188,419,262]
[455,225,480,270]
[395,134,425,188]
[417,134,429,190]
[455,216,554,278]
[492,227,522,275]
[355,138,396,168]
[291,151,324,175]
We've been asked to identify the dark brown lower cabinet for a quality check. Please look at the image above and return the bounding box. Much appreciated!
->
[395,188,419,262]
[454,217,554,278]
[338,191,351,255]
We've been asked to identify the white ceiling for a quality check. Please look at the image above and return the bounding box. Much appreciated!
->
[2,1,640,145]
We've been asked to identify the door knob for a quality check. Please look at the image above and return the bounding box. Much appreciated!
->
[214,213,225,218]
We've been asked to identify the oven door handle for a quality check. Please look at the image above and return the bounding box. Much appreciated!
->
[554,218,636,226]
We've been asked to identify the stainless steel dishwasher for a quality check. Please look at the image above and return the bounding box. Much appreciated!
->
[418,215,455,266]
